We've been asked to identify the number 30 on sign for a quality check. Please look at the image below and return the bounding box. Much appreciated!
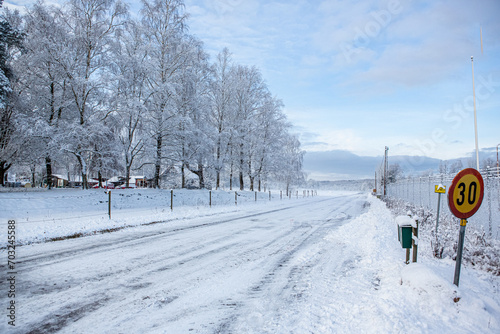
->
[448,168,484,219]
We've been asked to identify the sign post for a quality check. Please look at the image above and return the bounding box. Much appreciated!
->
[448,168,484,286]
[434,185,446,255]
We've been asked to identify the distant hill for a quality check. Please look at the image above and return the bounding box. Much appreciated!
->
[303,150,440,180]
[303,148,497,181]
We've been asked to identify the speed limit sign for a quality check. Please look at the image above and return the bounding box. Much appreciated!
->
[448,168,484,287]
[448,168,484,219]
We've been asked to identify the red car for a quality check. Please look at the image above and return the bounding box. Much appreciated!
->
[93,183,115,189]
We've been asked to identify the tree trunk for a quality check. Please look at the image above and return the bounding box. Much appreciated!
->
[82,172,88,190]
[125,166,131,188]
[229,163,233,191]
[198,163,204,189]
[239,147,244,191]
[75,153,88,189]
[248,159,254,191]
[181,162,186,188]
[31,166,36,186]
[45,156,52,189]
[153,135,162,189]
[216,143,221,189]
[0,161,11,186]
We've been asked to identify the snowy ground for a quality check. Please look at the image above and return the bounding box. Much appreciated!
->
[1,190,499,333]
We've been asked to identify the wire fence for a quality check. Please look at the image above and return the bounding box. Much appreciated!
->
[0,188,317,224]
[387,167,500,239]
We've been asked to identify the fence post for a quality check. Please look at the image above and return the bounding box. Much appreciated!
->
[487,169,492,237]
[235,191,237,206]
[108,190,111,219]
[209,190,212,207]
[269,191,271,201]
[171,189,173,211]
[280,191,282,200]
[255,191,257,202]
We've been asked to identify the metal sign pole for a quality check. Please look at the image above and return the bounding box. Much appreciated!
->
[453,219,467,286]
[435,192,441,248]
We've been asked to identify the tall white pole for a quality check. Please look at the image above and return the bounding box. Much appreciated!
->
[497,144,499,177]
[471,56,480,170]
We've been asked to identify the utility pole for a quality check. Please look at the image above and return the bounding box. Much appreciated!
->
[497,144,499,177]
[384,146,389,196]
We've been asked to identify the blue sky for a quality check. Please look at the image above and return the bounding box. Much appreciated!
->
[4,0,500,180]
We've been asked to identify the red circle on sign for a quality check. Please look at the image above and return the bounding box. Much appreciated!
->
[448,168,484,219]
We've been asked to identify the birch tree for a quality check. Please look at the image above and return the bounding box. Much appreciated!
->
[0,10,24,186]
[172,36,211,188]
[232,65,267,190]
[208,47,235,189]
[18,3,71,188]
[60,0,127,189]
[110,20,148,187]
[140,0,189,188]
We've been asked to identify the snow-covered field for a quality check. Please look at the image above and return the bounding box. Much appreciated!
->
[1,190,499,333]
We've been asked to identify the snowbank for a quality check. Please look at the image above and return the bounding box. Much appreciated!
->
[323,195,500,333]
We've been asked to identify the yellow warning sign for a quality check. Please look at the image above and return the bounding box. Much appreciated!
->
[435,185,446,194]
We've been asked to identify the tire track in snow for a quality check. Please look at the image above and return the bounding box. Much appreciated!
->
[219,196,371,333]
[214,197,371,333]
[13,197,335,269]
[6,193,367,333]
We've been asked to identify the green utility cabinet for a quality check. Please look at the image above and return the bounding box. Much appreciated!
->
[398,224,413,249]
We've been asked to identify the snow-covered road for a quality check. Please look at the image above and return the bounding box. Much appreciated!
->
[2,192,499,333]
[4,193,369,333]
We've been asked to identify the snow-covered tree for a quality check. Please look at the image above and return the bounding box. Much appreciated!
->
[250,95,286,191]
[278,133,305,195]
[208,47,235,190]
[1,1,304,190]
[449,160,463,174]
[0,10,24,186]
[387,163,403,183]
[232,65,268,190]
[140,0,189,188]
[171,36,211,188]
[109,19,148,187]
[58,0,127,189]
[17,3,74,188]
